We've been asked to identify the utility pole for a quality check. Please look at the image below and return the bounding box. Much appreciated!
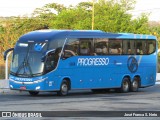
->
[92,0,95,30]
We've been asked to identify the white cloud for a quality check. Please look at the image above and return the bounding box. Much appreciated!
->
[130,0,160,21]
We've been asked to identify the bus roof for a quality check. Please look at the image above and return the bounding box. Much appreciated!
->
[18,30,157,42]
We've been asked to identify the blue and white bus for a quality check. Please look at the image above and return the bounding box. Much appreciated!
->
[4,30,157,96]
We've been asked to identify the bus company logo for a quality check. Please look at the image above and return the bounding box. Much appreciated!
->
[77,58,109,66]
[127,57,138,73]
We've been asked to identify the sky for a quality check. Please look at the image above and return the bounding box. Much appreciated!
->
[129,0,160,21]
[0,0,160,21]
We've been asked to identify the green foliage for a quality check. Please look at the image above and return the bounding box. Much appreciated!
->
[51,8,92,29]
[32,0,148,34]
[1,0,160,78]
[94,0,133,32]
[130,14,150,34]
[120,0,136,11]
[0,0,159,63]
[0,17,49,63]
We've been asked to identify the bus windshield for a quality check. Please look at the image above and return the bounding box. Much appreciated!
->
[10,38,65,77]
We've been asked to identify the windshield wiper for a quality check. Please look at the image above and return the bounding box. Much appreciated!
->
[16,43,33,77]
[16,59,33,77]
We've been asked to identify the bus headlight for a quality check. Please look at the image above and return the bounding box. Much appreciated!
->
[10,85,13,88]
[36,86,40,90]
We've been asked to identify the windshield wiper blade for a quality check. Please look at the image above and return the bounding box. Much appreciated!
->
[16,60,24,76]
[15,59,33,77]
[24,58,33,77]
[15,42,33,77]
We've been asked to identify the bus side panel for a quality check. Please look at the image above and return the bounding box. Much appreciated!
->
[56,53,157,90]
[140,55,156,87]
[58,56,123,89]
[58,56,111,89]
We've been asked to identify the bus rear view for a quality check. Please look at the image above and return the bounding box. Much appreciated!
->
[4,30,157,96]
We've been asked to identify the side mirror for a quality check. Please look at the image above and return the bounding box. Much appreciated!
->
[3,48,14,61]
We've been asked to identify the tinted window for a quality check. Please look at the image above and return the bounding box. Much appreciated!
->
[147,40,156,54]
[79,39,93,56]
[123,40,135,55]
[109,39,122,55]
[64,39,79,58]
[94,38,108,55]
[48,39,65,50]
[136,40,147,55]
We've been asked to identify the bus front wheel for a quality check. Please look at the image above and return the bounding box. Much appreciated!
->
[57,80,69,96]
[29,91,39,96]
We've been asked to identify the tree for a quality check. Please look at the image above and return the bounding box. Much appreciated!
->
[0,0,151,63]
[130,14,150,34]
[93,0,132,32]
[39,0,149,34]
[51,7,92,29]
[32,3,66,28]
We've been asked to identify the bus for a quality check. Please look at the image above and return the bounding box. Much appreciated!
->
[4,30,157,96]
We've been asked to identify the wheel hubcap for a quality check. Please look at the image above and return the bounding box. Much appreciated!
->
[123,81,129,91]
[61,84,68,93]
[133,81,138,88]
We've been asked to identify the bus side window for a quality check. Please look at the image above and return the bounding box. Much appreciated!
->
[79,39,93,56]
[94,38,108,55]
[64,39,79,58]
[123,40,135,55]
[147,41,156,54]
[123,40,127,54]
[136,41,143,55]
[129,41,136,54]
[45,52,55,73]
[142,41,147,54]
[109,39,122,55]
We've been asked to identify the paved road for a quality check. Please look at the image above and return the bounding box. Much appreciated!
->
[0,85,160,111]
[0,84,160,119]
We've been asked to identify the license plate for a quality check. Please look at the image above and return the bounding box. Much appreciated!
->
[20,86,26,90]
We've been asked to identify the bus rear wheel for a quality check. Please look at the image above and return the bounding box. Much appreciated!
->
[130,77,139,92]
[57,80,69,96]
[117,78,130,93]
[29,91,39,96]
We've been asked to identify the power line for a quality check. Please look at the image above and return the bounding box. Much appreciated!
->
[128,8,160,13]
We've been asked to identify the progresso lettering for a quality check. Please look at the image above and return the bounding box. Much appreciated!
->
[77,58,109,66]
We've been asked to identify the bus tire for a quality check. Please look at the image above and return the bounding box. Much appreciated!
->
[130,77,139,92]
[29,91,39,96]
[118,78,130,93]
[57,80,69,96]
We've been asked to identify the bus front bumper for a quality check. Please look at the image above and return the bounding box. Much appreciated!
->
[9,77,48,91]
